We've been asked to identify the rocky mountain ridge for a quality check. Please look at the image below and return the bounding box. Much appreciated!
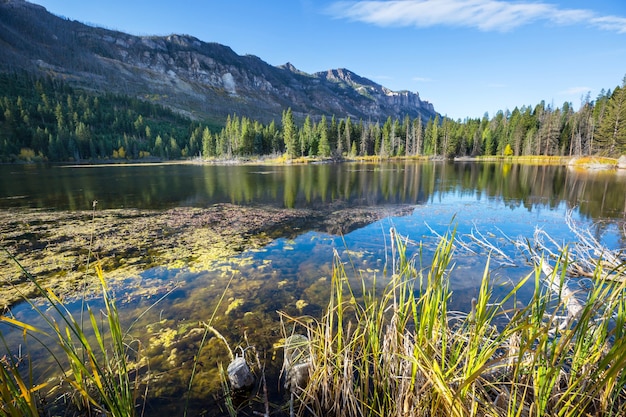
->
[0,0,438,123]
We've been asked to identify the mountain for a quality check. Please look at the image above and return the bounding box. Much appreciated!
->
[0,0,438,123]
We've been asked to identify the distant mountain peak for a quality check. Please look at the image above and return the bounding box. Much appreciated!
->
[316,68,382,90]
[0,1,438,122]
[280,62,299,72]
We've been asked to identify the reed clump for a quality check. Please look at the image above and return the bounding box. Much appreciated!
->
[286,230,626,417]
[1,244,233,417]
[0,252,141,417]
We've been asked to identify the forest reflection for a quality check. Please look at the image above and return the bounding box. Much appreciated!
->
[0,162,624,222]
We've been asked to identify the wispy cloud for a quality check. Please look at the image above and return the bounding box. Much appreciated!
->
[590,16,626,33]
[413,76,433,82]
[560,86,592,96]
[370,75,393,81]
[327,0,626,33]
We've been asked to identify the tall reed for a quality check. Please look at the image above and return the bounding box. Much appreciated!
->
[290,230,626,417]
[2,243,235,417]
[0,332,45,417]
[1,250,141,416]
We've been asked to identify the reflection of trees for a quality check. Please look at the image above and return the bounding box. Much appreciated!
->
[565,170,626,219]
[284,166,297,208]
[2,163,625,226]
[446,163,625,222]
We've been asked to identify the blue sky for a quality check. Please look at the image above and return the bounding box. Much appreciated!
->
[31,0,626,120]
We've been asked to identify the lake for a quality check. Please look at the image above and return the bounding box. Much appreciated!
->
[1,161,625,415]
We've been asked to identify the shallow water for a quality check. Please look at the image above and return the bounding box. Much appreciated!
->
[1,161,625,415]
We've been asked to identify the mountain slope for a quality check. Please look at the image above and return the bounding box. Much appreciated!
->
[0,0,438,123]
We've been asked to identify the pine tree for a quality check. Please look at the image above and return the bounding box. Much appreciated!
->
[424,115,440,155]
[381,116,393,157]
[483,127,495,156]
[202,127,214,158]
[413,117,423,156]
[329,115,338,152]
[336,119,344,156]
[268,120,281,154]
[344,117,352,155]
[240,116,254,155]
[317,115,330,157]
[359,121,367,156]
[403,115,411,156]
[543,108,562,156]
[302,115,313,157]
[596,78,626,156]
[282,108,297,159]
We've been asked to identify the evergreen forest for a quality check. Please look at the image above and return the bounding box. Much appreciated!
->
[1,72,625,163]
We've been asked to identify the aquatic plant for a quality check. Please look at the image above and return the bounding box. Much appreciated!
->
[285,229,626,417]
[0,335,44,417]
[0,250,141,416]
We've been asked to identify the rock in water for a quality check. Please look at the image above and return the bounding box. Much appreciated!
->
[283,334,311,392]
[227,356,255,389]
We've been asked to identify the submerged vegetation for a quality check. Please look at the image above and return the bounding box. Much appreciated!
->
[0,203,409,310]
[1,217,625,416]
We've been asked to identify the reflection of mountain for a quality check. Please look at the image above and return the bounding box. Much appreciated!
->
[0,163,625,223]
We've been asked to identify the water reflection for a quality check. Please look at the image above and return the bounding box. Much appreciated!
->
[1,162,625,223]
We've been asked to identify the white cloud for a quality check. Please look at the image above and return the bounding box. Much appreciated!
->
[559,86,592,96]
[327,0,626,33]
[413,76,433,82]
[590,16,626,34]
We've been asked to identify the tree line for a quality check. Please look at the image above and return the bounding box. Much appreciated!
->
[1,72,625,162]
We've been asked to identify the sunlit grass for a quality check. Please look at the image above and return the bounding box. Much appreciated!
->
[567,156,618,170]
[474,155,570,165]
[1,251,142,416]
[0,337,45,417]
[284,229,626,417]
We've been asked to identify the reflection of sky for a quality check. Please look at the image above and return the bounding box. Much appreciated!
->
[243,191,621,313]
[413,190,577,238]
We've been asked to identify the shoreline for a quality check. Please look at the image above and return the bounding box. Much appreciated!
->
[6,154,623,169]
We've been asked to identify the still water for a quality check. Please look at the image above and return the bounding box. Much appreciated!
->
[0,162,626,216]
[1,161,625,415]
[0,161,625,216]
